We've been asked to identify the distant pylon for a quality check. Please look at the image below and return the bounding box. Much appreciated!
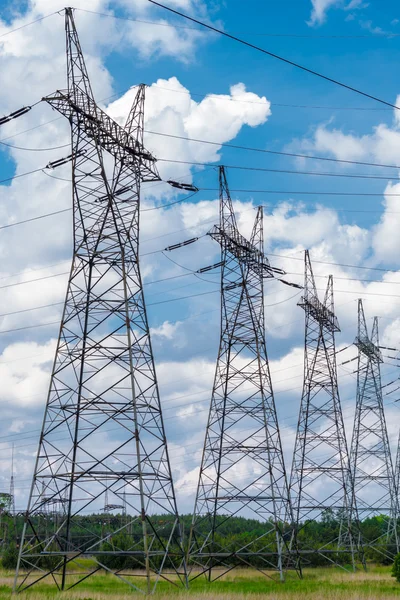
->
[9,443,15,518]
[349,300,398,560]
[14,8,186,594]
[188,166,300,582]
[290,251,361,569]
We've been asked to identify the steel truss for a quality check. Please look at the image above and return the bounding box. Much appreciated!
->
[290,251,362,570]
[349,300,398,560]
[14,8,186,594]
[188,166,300,582]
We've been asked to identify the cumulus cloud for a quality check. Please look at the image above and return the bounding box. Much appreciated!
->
[307,0,367,27]
[308,0,342,26]
[287,97,400,264]
[107,77,271,194]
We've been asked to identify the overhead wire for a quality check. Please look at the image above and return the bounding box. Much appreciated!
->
[0,11,59,38]
[6,359,400,485]
[200,188,400,198]
[0,140,70,152]
[74,8,400,40]
[157,158,400,181]
[146,129,400,170]
[2,107,400,172]
[146,0,400,111]
[267,252,400,274]
[144,83,394,112]
[0,208,71,231]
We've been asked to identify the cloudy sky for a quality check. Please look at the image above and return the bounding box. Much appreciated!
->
[0,0,400,514]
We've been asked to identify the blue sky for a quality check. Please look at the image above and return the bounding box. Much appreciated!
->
[1,0,400,513]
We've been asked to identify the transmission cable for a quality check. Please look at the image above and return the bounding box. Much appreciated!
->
[74,8,400,40]
[157,158,400,181]
[146,129,400,170]
[0,11,59,38]
[268,252,400,274]
[146,82,393,112]
[6,284,400,336]
[3,111,400,171]
[200,188,400,198]
[0,140,70,152]
[0,208,71,231]
[7,161,400,202]
[0,167,44,185]
[146,0,400,111]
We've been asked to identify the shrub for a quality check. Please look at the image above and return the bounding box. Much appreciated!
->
[2,544,19,570]
[391,552,400,582]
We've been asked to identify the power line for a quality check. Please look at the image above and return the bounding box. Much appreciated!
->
[146,0,400,110]
[200,188,400,198]
[146,129,400,170]
[6,362,400,478]
[268,252,398,274]
[287,271,400,287]
[0,11,59,39]
[149,83,393,111]
[0,167,44,186]
[158,157,400,181]
[0,116,63,142]
[0,140,70,152]
[4,159,400,203]
[75,7,400,39]
[2,109,399,171]
[0,208,71,231]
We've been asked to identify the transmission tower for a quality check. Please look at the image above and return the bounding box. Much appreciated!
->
[290,251,361,569]
[349,300,398,560]
[14,8,186,594]
[9,443,15,518]
[188,166,299,582]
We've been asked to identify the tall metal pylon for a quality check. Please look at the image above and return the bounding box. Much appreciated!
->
[14,8,186,594]
[290,251,360,569]
[188,166,300,582]
[349,300,398,560]
[395,431,400,543]
[10,443,15,518]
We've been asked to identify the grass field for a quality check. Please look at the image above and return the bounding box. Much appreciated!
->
[2,566,399,600]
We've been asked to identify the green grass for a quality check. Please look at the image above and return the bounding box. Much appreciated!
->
[1,566,399,599]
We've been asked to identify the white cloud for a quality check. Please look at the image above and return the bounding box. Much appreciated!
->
[287,97,400,264]
[372,181,400,262]
[0,339,56,407]
[151,320,182,339]
[107,78,271,195]
[308,0,342,26]
[307,0,367,26]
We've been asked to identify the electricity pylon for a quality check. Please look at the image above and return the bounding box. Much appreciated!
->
[349,300,398,560]
[188,166,300,582]
[395,432,400,543]
[290,251,360,569]
[14,8,186,594]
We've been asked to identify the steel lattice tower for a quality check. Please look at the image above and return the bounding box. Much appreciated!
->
[395,432,400,541]
[188,166,299,582]
[349,300,398,560]
[14,8,186,594]
[290,251,360,569]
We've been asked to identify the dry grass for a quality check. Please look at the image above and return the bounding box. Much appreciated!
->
[0,565,397,599]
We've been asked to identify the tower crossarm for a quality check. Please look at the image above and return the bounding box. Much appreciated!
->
[355,336,383,363]
[43,89,160,183]
[209,225,283,278]
[298,293,340,332]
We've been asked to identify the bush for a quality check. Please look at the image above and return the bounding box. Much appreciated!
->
[2,544,19,570]
[391,552,400,582]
